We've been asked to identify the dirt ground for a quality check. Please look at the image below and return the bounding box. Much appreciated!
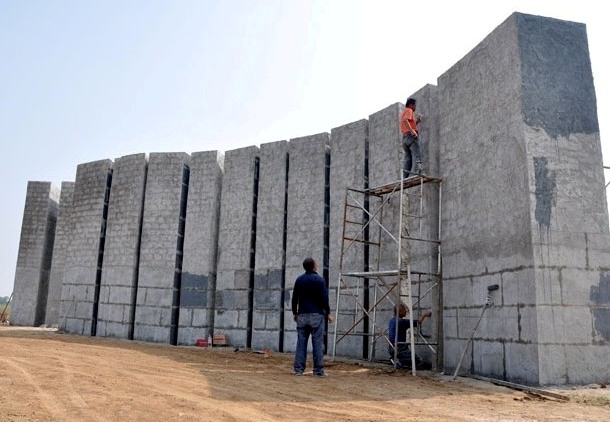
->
[1,326,609,422]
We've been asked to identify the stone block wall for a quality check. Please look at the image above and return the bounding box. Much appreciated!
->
[214,146,259,347]
[60,160,113,335]
[329,119,368,357]
[178,151,223,345]
[284,134,330,352]
[11,181,59,326]
[97,153,147,339]
[45,181,74,326]
[252,141,288,351]
[133,152,190,344]
[438,13,610,385]
[12,12,610,386]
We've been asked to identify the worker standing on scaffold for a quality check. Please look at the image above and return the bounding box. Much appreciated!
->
[399,97,423,178]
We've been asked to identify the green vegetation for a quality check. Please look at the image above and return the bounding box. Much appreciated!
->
[0,295,11,322]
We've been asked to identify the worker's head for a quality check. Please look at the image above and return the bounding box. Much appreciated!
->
[394,303,407,317]
[406,97,417,109]
[302,257,316,272]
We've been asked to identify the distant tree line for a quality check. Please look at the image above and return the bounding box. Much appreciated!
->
[0,296,10,305]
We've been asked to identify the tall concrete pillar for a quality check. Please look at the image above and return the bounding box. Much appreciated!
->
[178,151,223,345]
[215,146,259,348]
[11,182,59,326]
[133,152,190,343]
[439,12,610,385]
[61,160,113,335]
[284,133,330,352]
[329,120,368,357]
[97,153,147,339]
[45,181,75,326]
[252,141,288,351]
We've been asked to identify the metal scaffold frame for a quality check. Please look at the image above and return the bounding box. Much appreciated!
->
[332,174,442,375]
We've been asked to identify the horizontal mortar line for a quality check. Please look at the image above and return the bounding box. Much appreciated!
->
[444,305,536,310]
[447,337,534,344]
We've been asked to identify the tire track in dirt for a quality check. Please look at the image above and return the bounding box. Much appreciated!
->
[4,357,69,419]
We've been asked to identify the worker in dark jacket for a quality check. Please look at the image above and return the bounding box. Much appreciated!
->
[292,257,333,377]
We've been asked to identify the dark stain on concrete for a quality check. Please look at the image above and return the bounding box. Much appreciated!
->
[180,272,208,307]
[590,273,610,340]
[518,13,598,138]
[533,157,556,229]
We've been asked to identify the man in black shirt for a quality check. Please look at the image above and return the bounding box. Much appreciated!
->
[292,257,333,377]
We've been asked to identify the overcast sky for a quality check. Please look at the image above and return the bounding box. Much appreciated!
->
[1,0,608,298]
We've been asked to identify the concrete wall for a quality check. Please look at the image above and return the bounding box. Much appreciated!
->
[12,12,610,386]
[329,119,368,357]
[11,182,59,326]
[518,14,610,385]
[178,151,223,345]
[133,152,190,343]
[252,141,288,351]
[97,153,147,339]
[214,146,259,348]
[439,13,610,385]
[284,134,330,352]
[45,182,74,326]
[60,160,113,335]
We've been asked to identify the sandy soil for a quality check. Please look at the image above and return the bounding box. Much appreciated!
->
[1,326,609,422]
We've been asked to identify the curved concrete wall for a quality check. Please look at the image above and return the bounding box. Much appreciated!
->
[12,12,610,385]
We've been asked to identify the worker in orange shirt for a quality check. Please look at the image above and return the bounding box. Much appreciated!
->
[399,97,423,178]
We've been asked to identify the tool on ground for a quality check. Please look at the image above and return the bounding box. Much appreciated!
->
[452,284,499,380]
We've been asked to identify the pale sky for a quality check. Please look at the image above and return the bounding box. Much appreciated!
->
[1,0,608,297]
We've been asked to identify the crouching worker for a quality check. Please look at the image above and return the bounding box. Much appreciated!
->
[388,303,432,369]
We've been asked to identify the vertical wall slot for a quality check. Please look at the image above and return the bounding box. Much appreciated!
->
[247,157,260,349]
[92,169,113,336]
[362,127,370,358]
[129,161,148,340]
[279,152,289,352]
[170,164,190,345]
[323,147,331,351]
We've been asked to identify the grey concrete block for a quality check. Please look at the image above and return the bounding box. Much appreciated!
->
[133,324,170,343]
[504,343,540,385]
[538,344,568,385]
[472,340,504,378]
[536,305,593,344]
[564,345,610,385]
[517,305,538,343]
[532,232,587,269]
[141,286,174,308]
[251,330,279,351]
[214,309,240,328]
[586,234,610,269]
[179,289,206,307]
[253,289,281,310]
[477,306,520,341]
[443,308,458,339]
[534,267,563,306]
[561,268,599,305]
[501,269,536,306]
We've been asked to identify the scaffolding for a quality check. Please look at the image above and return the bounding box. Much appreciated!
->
[332,174,442,375]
